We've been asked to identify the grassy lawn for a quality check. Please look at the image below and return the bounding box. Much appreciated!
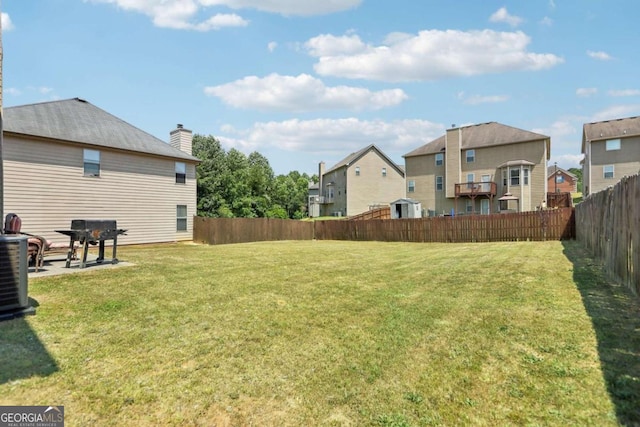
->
[1,240,638,426]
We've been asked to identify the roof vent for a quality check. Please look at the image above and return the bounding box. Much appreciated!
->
[177,124,183,129]
[75,97,87,103]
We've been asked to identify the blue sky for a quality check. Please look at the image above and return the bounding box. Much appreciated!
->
[2,0,639,176]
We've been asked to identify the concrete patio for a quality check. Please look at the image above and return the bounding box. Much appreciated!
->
[28,253,134,278]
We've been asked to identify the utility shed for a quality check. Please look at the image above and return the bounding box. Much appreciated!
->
[391,198,422,219]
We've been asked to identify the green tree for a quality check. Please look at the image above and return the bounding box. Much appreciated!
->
[192,134,228,217]
[568,167,583,193]
[193,133,312,219]
[247,152,274,217]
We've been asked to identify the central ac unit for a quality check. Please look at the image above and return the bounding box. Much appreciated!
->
[0,235,33,319]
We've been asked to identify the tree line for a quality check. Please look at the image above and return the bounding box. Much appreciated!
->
[193,134,316,219]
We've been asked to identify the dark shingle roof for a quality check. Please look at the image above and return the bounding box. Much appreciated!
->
[582,116,640,153]
[404,122,549,158]
[4,98,199,162]
[325,144,405,177]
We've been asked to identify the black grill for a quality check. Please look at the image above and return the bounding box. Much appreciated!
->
[56,220,127,268]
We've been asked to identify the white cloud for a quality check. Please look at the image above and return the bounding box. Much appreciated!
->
[204,73,408,112]
[200,0,362,16]
[88,0,248,31]
[306,30,563,82]
[5,88,21,96]
[539,16,553,26]
[217,118,445,155]
[305,33,367,57]
[267,41,277,52]
[608,89,640,97]
[459,93,509,105]
[533,120,578,139]
[533,119,583,169]
[591,105,640,122]
[489,7,523,27]
[576,87,597,97]
[87,0,360,29]
[587,50,613,61]
[549,153,583,170]
[1,12,14,31]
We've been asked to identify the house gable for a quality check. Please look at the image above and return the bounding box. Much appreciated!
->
[4,98,199,163]
[3,99,198,246]
[319,144,405,217]
[404,122,549,215]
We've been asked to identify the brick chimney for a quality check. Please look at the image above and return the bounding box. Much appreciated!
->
[170,124,193,155]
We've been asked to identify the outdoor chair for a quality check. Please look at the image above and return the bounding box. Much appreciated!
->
[3,213,78,272]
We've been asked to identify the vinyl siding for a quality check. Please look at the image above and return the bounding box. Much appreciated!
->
[588,136,640,194]
[320,167,347,217]
[405,153,451,216]
[406,139,547,214]
[445,128,461,198]
[3,135,197,245]
[346,151,405,216]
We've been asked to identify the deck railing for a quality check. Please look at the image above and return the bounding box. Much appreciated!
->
[454,181,497,197]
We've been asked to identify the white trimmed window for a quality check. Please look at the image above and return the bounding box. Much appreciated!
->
[466,173,474,189]
[382,167,387,177]
[604,165,614,179]
[408,180,415,192]
[466,200,473,213]
[436,176,443,191]
[83,149,100,177]
[466,149,475,163]
[435,153,444,166]
[510,169,520,186]
[523,168,529,185]
[355,166,360,176]
[175,162,186,184]
[606,139,621,151]
[177,205,188,231]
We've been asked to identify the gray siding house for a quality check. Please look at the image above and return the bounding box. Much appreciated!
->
[582,116,640,196]
[3,98,199,245]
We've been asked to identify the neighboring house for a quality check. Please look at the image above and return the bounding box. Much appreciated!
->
[307,181,320,217]
[581,116,640,196]
[316,144,405,217]
[3,98,200,245]
[547,165,577,193]
[404,122,550,215]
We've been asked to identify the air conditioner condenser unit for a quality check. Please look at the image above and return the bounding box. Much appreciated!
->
[0,235,35,320]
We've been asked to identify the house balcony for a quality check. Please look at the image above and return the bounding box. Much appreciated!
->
[454,182,497,198]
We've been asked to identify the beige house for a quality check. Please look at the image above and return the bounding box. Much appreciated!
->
[3,98,199,245]
[404,122,550,216]
[581,116,640,196]
[314,144,405,217]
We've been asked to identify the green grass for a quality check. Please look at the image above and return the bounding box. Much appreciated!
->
[1,240,637,426]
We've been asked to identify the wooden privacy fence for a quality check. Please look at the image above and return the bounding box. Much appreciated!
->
[194,208,574,245]
[193,217,314,245]
[575,174,640,295]
[315,208,575,242]
[349,206,391,221]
